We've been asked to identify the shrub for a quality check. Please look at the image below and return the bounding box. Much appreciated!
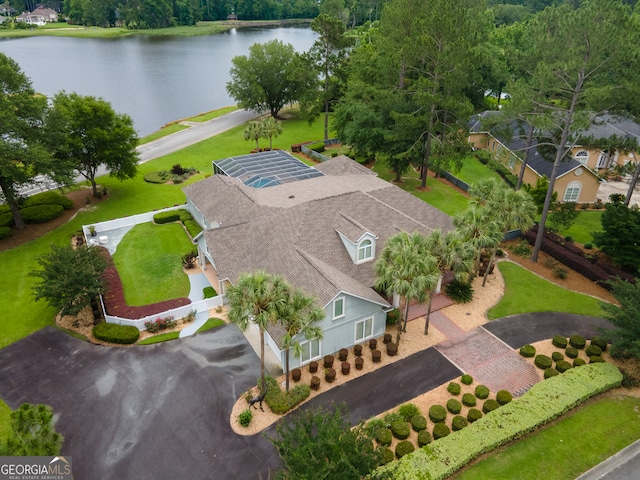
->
[24,191,73,210]
[395,440,415,459]
[0,204,9,215]
[307,142,325,153]
[519,344,536,357]
[144,316,177,333]
[309,361,318,373]
[475,385,490,400]
[144,171,169,183]
[544,367,560,378]
[375,428,392,446]
[585,344,603,357]
[462,393,476,407]
[386,308,400,326]
[482,399,500,413]
[0,226,11,239]
[535,354,553,369]
[382,411,404,429]
[445,279,474,303]
[467,408,483,423]
[238,409,253,427]
[590,336,609,352]
[154,211,181,224]
[391,421,411,440]
[496,390,513,405]
[553,266,568,279]
[556,360,572,373]
[20,204,64,223]
[310,375,320,390]
[182,251,197,269]
[433,423,451,440]
[552,335,568,348]
[429,405,447,423]
[565,346,579,358]
[203,286,217,298]
[452,415,468,431]
[510,239,532,257]
[0,212,13,228]
[338,348,348,361]
[573,358,587,367]
[411,415,427,432]
[584,243,593,249]
[324,367,336,383]
[93,322,140,344]
[171,163,187,175]
[447,382,461,395]
[570,334,587,349]
[590,356,604,363]
[398,403,421,422]
[551,351,565,362]
[324,355,334,368]
[461,374,473,385]
[417,430,432,447]
[183,219,202,238]
[263,377,311,414]
[446,399,462,414]
[380,447,394,465]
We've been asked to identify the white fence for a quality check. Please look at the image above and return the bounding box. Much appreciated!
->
[103,295,224,330]
[82,204,187,239]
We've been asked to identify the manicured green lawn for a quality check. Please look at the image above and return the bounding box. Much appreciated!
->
[196,317,225,333]
[454,395,640,480]
[559,210,603,245]
[0,398,11,446]
[455,156,503,186]
[487,262,605,320]
[112,223,192,305]
[137,332,180,345]
[139,124,189,144]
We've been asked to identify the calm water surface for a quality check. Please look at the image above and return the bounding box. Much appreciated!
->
[0,27,317,136]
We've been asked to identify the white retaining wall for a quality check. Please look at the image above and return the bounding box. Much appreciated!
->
[82,204,187,239]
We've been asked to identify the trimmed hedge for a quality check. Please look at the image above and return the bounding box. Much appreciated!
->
[496,390,513,406]
[574,358,587,367]
[262,376,311,414]
[461,374,473,385]
[586,344,602,357]
[590,356,604,363]
[519,344,536,357]
[534,354,553,369]
[467,408,483,423]
[183,219,202,238]
[391,421,411,440]
[482,399,500,414]
[551,351,564,362]
[203,286,217,298]
[447,382,461,395]
[154,211,181,224]
[381,447,394,465]
[0,212,13,228]
[462,393,476,407]
[20,204,64,223]
[556,360,572,373]
[398,403,421,422]
[23,191,73,210]
[452,415,468,432]
[570,334,587,349]
[433,423,451,440]
[417,430,432,447]
[446,399,462,415]
[552,335,568,348]
[375,363,622,480]
[376,428,392,446]
[411,415,427,432]
[591,336,608,352]
[395,441,415,459]
[565,346,579,359]
[307,141,325,153]
[544,367,560,379]
[475,385,490,400]
[93,322,140,344]
[0,226,11,239]
[429,405,447,423]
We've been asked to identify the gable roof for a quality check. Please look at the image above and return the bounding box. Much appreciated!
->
[579,113,640,145]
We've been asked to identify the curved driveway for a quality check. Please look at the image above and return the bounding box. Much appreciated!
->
[0,313,612,479]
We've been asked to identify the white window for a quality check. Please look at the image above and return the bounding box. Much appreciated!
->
[574,150,589,165]
[508,155,516,169]
[357,238,373,263]
[355,317,373,343]
[564,181,582,202]
[300,338,321,364]
[597,151,611,169]
[333,297,345,320]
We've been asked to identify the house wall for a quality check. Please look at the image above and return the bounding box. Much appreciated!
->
[571,146,638,171]
[186,198,212,230]
[555,169,600,204]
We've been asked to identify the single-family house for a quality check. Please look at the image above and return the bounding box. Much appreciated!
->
[468,111,601,204]
[183,151,453,371]
[16,7,58,24]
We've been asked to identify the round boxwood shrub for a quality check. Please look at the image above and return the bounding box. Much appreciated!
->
[395,440,415,459]
[544,367,560,379]
[433,423,451,440]
[461,374,473,385]
[452,415,468,431]
[411,415,427,432]
[417,430,432,447]
[20,204,64,224]
[446,399,462,414]
[24,191,73,210]
[0,212,13,228]
[519,344,536,357]
[462,393,476,407]
[551,351,564,362]
[93,322,140,344]
[467,408,483,423]
[0,226,11,239]
[238,408,253,427]
[482,399,500,414]
[555,360,572,373]
[429,405,447,423]
[496,390,513,405]
[398,403,421,422]
[565,346,579,359]
[573,358,587,367]
[552,335,568,348]
[380,447,394,465]
[475,385,490,400]
[585,344,602,357]
[590,355,604,363]
[375,428,392,446]
[534,354,553,369]
[447,382,461,395]
[590,336,608,352]
[569,334,586,349]
[391,420,411,440]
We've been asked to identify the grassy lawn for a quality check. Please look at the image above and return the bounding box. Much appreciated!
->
[454,395,640,480]
[196,317,225,333]
[137,332,180,345]
[454,156,503,186]
[112,223,192,305]
[487,262,605,320]
[139,124,190,144]
[559,210,603,245]
[0,398,11,448]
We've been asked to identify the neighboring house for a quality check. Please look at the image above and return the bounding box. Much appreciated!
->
[16,7,57,24]
[183,151,453,371]
[0,15,5,24]
[0,5,16,16]
[468,110,601,204]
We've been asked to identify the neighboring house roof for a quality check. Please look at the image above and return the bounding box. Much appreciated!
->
[579,113,640,145]
[31,7,58,18]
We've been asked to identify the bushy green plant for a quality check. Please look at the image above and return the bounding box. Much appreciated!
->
[433,423,451,440]
[203,286,217,298]
[553,266,568,279]
[382,411,404,429]
[417,430,432,447]
[452,415,468,431]
[398,403,421,422]
[262,376,311,414]
[574,358,587,367]
[556,360,572,373]
[482,399,500,413]
[467,408,483,423]
[386,308,400,326]
[395,440,415,459]
[307,142,325,153]
[535,354,553,369]
[429,405,447,423]
[380,447,394,465]
[23,191,73,210]
[565,346,579,358]
[445,279,474,303]
[391,421,411,440]
[0,226,11,239]
[584,243,593,249]
[447,382,461,395]
[461,374,473,385]
[544,367,560,378]
[153,211,181,224]
[92,322,140,344]
[20,204,64,224]
[411,415,427,432]
[474,385,490,400]
[446,399,462,414]
[143,171,169,183]
[238,409,253,427]
[552,335,568,348]
[586,344,603,357]
[496,390,513,406]
[462,393,476,407]
[0,212,13,228]
[570,334,587,349]
[365,419,385,438]
[590,336,608,352]
[519,344,536,357]
[510,239,532,257]
[551,351,564,362]
[375,428,392,446]
[183,219,202,238]
[590,355,604,363]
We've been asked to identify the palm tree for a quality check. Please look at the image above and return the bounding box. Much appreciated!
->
[453,204,504,277]
[375,231,437,344]
[227,270,291,390]
[277,288,324,392]
[244,121,264,151]
[262,117,283,150]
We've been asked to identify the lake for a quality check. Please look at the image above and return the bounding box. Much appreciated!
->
[0,27,317,136]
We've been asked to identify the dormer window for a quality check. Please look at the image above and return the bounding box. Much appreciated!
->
[357,238,374,263]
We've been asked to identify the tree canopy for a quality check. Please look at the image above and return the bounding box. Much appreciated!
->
[593,194,640,270]
[600,278,640,359]
[1,403,63,456]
